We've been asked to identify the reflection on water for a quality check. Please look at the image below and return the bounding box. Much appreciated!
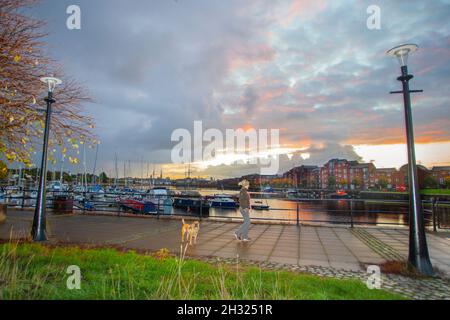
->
[171,189,447,227]
[5,188,449,228]
[174,198,411,226]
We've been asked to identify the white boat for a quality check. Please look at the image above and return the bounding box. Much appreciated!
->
[48,181,63,192]
[251,200,270,210]
[144,187,173,206]
[5,186,19,195]
[73,185,87,193]
[74,194,85,202]
[286,188,297,194]
[9,191,23,199]
[262,186,274,193]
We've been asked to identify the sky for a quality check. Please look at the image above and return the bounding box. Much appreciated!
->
[30,0,450,178]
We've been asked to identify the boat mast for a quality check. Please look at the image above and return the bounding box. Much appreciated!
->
[123,161,126,187]
[59,152,65,184]
[114,152,118,186]
[83,142,87,190]
[92,143,99,184]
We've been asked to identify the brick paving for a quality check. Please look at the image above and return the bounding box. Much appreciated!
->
[1,209,450,299]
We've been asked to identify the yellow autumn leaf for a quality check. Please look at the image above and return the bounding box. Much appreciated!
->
[14,54,21,62]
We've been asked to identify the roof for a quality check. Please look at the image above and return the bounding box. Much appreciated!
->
[399,164,430,172]
[376,168,397,172]
[432,166,450,171]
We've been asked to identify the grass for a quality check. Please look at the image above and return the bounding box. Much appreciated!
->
[0,242,405,300]
[420,189,450,196]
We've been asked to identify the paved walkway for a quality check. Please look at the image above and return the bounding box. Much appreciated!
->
[1,209,450,299]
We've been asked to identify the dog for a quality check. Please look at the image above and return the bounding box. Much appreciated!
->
[181,219,200,245]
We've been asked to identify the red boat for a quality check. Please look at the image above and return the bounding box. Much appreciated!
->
[119,199,157,214]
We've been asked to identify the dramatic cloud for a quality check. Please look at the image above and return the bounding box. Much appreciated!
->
[30,0,450,177]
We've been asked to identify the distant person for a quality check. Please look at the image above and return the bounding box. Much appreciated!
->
[235,179,251,242]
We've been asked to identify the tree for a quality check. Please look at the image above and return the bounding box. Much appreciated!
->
[352,178,362,189]
[445,177,450,189]
[99,172,108,184]
[0,160,7,180]
[423,176,438,189]
[328,176,336,190]
[339,178,348,189]
[378,177,388,190]
[0,0,96,167]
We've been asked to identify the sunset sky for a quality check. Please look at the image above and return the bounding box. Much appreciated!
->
[31,0,450,178]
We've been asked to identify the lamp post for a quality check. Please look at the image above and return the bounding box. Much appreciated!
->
[387,44,433,275]
[31,77,62,241]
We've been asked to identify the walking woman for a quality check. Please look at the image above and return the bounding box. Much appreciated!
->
[235,179,251,242]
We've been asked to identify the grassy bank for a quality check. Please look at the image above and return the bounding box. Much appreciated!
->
[0,242,404,300]
[420,189,450,196]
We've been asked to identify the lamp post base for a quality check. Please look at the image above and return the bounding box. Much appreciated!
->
[32,231,48,242]
[409,256,434,276]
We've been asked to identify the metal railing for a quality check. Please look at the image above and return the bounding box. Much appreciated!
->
[1,189,449,230]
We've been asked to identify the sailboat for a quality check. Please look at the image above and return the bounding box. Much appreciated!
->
[253,176,271,210]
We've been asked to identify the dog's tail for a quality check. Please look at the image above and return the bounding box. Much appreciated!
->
[182,218,185,225]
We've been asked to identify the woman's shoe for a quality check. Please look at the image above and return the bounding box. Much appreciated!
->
[234,233,241,241]
[242,238,251,242]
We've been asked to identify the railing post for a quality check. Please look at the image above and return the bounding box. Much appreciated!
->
[431,197,437,232]
[296,202,300,227]
[350,198,354,228]
[21,189,25,209]
[437,199,441,229]
[82,191,86,215]
[157,197,160,219]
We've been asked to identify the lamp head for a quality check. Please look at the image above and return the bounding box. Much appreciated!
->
[386,44,418,67]
[40,76,62,93]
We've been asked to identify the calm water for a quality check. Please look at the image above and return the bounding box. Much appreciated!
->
[171,189,449,227]
[7,188,449,227]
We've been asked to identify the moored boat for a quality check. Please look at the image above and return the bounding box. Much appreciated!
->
[173,197,210,215]
[119,198,157,214]
[251,200,270,210]
[208,195,239,208]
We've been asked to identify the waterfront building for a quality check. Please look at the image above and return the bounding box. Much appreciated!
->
[431,166,450,187]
